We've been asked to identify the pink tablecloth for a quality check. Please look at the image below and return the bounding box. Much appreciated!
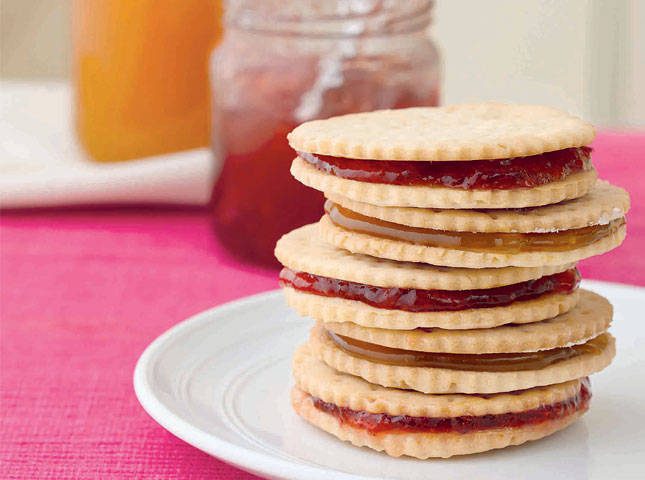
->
[1,131,644,479]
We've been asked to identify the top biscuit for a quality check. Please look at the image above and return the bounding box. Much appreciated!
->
[288,103,595,161]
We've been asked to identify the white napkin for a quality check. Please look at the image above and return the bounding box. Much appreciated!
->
[0,81,214,208]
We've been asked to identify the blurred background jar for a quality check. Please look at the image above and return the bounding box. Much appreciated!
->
[72,0,223,162]
[210,0,440,268]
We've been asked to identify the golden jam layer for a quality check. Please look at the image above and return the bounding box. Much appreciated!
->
[327,330,608,372]
[310,378,590,434]
[326,201,624,253]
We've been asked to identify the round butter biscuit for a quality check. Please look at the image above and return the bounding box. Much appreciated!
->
[284,287,579,330]
[320,214,626,268]
[323,290,610,353]
[293,344,583,418]
[276,224,575,290]
[288,104,595,161]
[326,180,629,233]
[308,324,615,394]
[292,156,597,208]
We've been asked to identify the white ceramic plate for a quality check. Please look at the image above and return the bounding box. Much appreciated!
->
[134,280,645,480]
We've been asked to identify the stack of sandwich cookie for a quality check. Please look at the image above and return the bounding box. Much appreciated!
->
[275,104,630,458]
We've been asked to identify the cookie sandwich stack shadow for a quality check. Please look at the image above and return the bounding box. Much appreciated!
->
[275,104,630,458]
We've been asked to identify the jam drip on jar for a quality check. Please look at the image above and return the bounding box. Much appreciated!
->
[299,146,592,189]
[326,201,625,254]
[310,378,591,434]
[279,267,579,312]
[327,330,608,371]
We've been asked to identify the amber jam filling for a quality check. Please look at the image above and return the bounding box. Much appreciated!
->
[327,330,608,372]
[299,146,592,190]
[279,268,579,313]
[310,378,591,434]
[326,201,625,254]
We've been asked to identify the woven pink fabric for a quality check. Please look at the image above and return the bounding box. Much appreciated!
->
[1,131,643,479]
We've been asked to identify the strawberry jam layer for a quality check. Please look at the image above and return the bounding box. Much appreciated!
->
[327,330,609,371]
[326,201,625,253]
[310,378,590,434]
[298,146,592,189]
[279,268,579,312]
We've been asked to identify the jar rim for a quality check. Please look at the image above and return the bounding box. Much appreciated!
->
[225,0,433,38]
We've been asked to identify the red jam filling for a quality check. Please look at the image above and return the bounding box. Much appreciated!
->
[279,268,579,312]
[310,378,590,434]
[299,146,592,189]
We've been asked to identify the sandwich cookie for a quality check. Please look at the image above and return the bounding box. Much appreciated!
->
[324,290,611,354]
[307,292,615,394]
[292,344,591,458]
[276,224,580,330]
[289,104,597,209]
[320,181,629,268]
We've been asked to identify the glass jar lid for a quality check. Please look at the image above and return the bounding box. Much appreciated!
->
[225,0,433,37]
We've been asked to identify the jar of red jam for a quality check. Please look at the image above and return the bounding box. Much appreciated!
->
[210,0,440,268]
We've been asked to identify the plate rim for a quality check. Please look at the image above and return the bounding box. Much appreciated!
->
[133,289,368,480]
[133,281,645,480]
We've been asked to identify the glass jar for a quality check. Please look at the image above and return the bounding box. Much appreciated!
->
[210,0,440,268]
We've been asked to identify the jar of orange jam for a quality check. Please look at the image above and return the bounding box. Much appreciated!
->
[210,0,440,268]
[72,0,222,162]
